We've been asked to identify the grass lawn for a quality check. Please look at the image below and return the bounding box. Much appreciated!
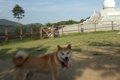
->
[0,31,120,80]
[0,31,120,60]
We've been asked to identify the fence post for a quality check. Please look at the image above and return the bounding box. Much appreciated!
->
[5,27,8,41]
[39,27,42,39]
[80,24,84,33]
[61,25,64,36]
[20,27,23,40]
[112,21,114,30]
[40,27,43,39]
[94,23,97,32]
[51,25,54,38]
[30,27,33,39]
[118,24,120,34]
[78,24,80,32]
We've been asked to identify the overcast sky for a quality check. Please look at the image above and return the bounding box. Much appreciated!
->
[0,0,120,24]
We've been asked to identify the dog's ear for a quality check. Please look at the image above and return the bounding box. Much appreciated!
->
[67,44,71,49]
[57,45,62,50]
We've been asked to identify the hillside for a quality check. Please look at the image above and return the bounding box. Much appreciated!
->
[0,19,22,32]
[0,19,19,26]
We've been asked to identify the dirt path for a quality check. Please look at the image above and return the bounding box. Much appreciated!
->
[0,52,120,80]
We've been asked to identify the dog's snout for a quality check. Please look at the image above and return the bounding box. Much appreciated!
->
[65,57,69,61]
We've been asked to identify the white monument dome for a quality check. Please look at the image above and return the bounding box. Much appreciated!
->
[104,0,116,9]
[82,0,120,26]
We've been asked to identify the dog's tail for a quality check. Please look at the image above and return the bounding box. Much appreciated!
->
[13,50,28,67]
[15,50,28,58]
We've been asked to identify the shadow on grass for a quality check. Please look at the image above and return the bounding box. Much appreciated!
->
[60,48,120,80]
[73,48,82,53]
[0,45,50,80]
[88,41,120,47]
[28,47,120,80]
[0,45,50,60]
[0,46,120,80]
[0,48,15,60]
[16,45,50,55]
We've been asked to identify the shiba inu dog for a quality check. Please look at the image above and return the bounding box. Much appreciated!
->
[13,44,72,80]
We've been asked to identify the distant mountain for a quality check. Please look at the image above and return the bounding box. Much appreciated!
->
[0,19,20,26]
[0,19,44,33]
[0,19,22,33]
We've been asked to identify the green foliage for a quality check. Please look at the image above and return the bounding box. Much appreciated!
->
[12,4,25,20]
[80,19,85,23]
[46,20,80,27]
[85,16,90,20]
[26,23,43,27]
[46,23,53,27]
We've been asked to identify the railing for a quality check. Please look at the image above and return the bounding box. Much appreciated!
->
[0,26,58,42]
[0,21,120,42]
[59,21,120,35]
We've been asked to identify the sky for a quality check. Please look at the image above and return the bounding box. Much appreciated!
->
[0,0,120,24]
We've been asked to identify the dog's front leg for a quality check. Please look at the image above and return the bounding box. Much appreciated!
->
[15,68,26,80]
[52,71,59,80]
[25,71,34,80]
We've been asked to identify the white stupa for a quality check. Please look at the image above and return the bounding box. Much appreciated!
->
[103,0,116,9]
[101,0,120,22]
[83,0,120,24]
[59,0,120,34]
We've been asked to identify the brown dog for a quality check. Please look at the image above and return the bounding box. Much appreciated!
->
[13,44,72,80]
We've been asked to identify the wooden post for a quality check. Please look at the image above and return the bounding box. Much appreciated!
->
[62,25,64,36]
[39,27,41,39]
[40,27,43,39]
[51,25,54,38]
[80,24,84,33]
[78,24,80,32]
[30,27,33,39]
[5,27,8,41]
[94,23,97,32]
[112,21,114,30]
[20,27,23,40]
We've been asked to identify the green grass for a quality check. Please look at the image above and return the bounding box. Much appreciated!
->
[0,31,120,60]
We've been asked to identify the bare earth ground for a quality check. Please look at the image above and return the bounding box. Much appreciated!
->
[0,47,120,80]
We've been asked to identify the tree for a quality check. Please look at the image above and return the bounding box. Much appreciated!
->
[46,23,53,27]
[12,4,25,40]
[80,19,85,23]
[12,4,25,23]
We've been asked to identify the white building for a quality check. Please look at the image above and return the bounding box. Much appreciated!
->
[101,0,120,22]
[59,0,120,34]
[83,0,120,24]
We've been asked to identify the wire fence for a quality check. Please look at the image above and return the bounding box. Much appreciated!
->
[59,21,120,35]
[0,26,59,42]
[0,21,120,42]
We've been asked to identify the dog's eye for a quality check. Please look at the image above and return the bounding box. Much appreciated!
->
[67,52,69,54]
[62,53,64,55]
